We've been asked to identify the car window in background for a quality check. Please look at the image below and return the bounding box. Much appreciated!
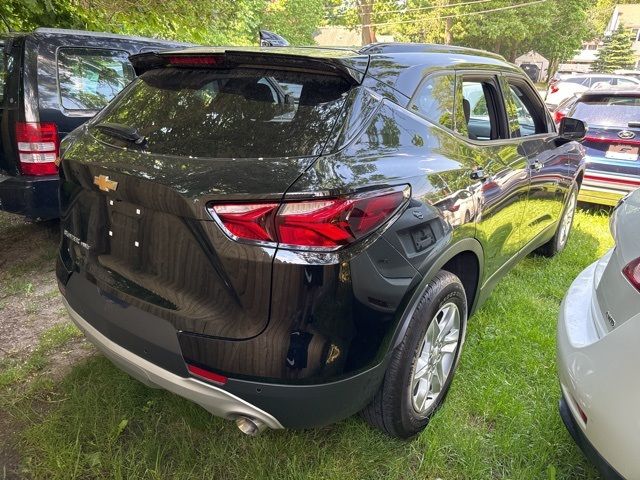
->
[411,74,455,130]
[616,77,639,85]
[57,48,135,110]
[503,83,545,137]
[91,68,352,158]
[571,95,640,127]
[565,77,588,86]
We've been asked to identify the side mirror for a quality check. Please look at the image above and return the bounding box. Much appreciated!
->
[558,117,587,142]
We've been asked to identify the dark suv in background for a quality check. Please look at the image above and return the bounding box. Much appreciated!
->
[0,28,186,220]
[57,44,586,438]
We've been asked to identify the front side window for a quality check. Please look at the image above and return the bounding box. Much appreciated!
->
[502,82,546,137]
[91,68,352,158]
[410,74,455,130]
[58,48,135,110]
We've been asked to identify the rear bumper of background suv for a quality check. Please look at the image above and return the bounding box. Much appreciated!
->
[0,173,59,220]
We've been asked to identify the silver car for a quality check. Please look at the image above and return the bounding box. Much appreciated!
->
[557,188,640,479]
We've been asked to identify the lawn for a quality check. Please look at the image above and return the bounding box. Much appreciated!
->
[0,208,613,480]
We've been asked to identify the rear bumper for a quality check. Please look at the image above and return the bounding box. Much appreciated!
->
[578,165,640,206]
[63,297,285,430]
[59,270,387,429]
[577,186,625,206]
[559,397,624,480]
[0,173,59,219]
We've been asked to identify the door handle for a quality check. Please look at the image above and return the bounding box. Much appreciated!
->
[530,160,543,172]
[470,168,487,181]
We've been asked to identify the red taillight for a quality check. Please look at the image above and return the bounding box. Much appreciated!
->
[15,122,59,176]
[554,110,566,124]
[167,55,223,67]
[550,85,559,94]
[623,257,640,292]
[208,186,409,250]
[212,203,279,242]
[186,364,228,385]
[583,135,640,147]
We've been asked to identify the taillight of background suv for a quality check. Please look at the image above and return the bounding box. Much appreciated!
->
[15,122,59,175]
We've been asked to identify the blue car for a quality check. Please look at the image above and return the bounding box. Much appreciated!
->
[567,88,640,206]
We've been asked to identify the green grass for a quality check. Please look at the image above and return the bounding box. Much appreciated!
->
[0,323,82,390]
[11,210,613,479]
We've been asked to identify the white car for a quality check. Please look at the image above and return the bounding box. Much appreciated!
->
[546,74,640,109]
[557,188,640,479]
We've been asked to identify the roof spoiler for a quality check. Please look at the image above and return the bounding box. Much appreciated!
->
[129,50,367,85]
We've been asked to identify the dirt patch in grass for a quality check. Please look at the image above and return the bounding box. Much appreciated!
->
[0,211,94,478]
[0,212,72,362]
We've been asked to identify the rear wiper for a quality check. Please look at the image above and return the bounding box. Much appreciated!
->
[94,122,147,146]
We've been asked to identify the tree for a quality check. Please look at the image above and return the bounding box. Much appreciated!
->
[592,24,636,72]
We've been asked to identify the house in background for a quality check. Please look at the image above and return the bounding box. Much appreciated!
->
[560,4,640,74]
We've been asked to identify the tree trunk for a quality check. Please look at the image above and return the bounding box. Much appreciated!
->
[359,0,376,45]
[547,58,560,82]
[444,17,453,45]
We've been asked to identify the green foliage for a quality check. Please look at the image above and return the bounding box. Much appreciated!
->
[262,0,325,45]
[0,0,324,46]
[592,24,637,72]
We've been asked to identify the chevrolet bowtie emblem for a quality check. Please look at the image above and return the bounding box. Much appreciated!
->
[94,175,118,192]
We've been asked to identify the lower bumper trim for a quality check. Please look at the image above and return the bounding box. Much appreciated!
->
[559,396,625,480]
[63,298,284,429]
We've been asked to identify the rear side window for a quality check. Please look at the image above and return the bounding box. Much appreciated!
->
[572,95,640,127]
[457,79,503,141]
[410,74,455,130]
[57,48,135,111]
[91,68,352,158]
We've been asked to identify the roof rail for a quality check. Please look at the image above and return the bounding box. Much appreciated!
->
[359,42,506,62]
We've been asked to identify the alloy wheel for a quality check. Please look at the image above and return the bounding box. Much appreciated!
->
[410,302,461,415]
[558,190,577,249]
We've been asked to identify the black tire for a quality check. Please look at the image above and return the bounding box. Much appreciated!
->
[536,185,578,257]
[361,270,467,439]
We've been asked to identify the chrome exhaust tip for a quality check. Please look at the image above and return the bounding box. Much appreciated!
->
[235,416,267,436]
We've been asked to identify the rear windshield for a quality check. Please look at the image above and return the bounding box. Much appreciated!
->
[58,48,135,111]
[571,95,640,127]
[90,68,352,159]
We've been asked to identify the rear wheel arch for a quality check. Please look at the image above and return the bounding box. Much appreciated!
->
[388,238,484,351]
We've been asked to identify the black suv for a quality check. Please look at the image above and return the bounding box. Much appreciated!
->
[57,44,586,438]
[0,28,186,220]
